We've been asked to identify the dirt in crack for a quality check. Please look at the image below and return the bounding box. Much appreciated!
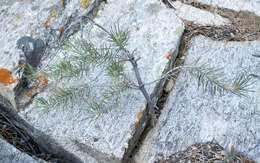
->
[0,94,84,163]
[0,116,61,162]
[0,106,67,162]
[179,0,260,39]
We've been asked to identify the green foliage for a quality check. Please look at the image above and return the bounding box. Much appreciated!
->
[36,25,131,118]
[108,24,129,51]
[47,60,80,80]
[107,61,124,79]
[23,63,38,81]
[37,86,83,109]
[35,21,255,119]
[87,101,107,120]
[184,57,254,96]
[63,39,119,67]
[224,146,237,163]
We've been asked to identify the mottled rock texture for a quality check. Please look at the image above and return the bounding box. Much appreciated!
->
[19,0,184,162]
[0,138,41,163]
[197,0,260,16]
[171,1,230,25]
[134,36,260,162]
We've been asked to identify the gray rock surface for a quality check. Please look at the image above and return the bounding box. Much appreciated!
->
[0,0,97,82]
[0,0,56,76]
[19,0,184,162]
[197,0,260,16]
[0,83,17,111]
[0,0,58,111]
[171,1,230,25]
[2,0,258,162]
[0,138,41,163]
[134,36,260,162]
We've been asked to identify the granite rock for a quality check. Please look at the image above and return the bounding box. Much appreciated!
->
[197,0,260,16]
[134,36,260,162]
[19,0,184,162]
[0,138,43,163]
[171,1,230,25]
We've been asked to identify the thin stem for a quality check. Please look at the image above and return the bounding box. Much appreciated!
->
[86,17,110,34]
[86,17,156,118]
[143,66,197,85]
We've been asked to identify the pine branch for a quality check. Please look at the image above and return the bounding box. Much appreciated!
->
[46,60,80,80]
[186,58,254,96]
[37,86,84,109]
[86,17,157,124]
[87,101,107,121]
[143,58,255,97]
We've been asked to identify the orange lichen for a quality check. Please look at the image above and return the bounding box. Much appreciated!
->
[137,109,144,120]
[33,81,39,86]
[27,92,33,98]
[38,86,43,90]
[134,121,139,126]
[32,74,49,91]
[58,27,63,32]
[56,33,61,39]
[0,68,16,86]
[45,24,50,29]
[121,146,126,151]
[166,51,172,59]
[42,78,48,86]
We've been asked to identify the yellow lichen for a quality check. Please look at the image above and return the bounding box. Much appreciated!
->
[80,0,90,8]
[46,9,57,23]
[93,9,99,18]
[50,9,57,18]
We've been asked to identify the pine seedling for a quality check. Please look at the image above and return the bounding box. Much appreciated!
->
[36,18,255,120]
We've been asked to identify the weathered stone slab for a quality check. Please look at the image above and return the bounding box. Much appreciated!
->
[0,0,56,110]
[0,0,55,74]
[171,1,230,25]
[0,138,42,163]
[19,0,184,162]
[0,0,97,86]
[134,36,260,162]
[1,84,18,115]
[197,0,260,16]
